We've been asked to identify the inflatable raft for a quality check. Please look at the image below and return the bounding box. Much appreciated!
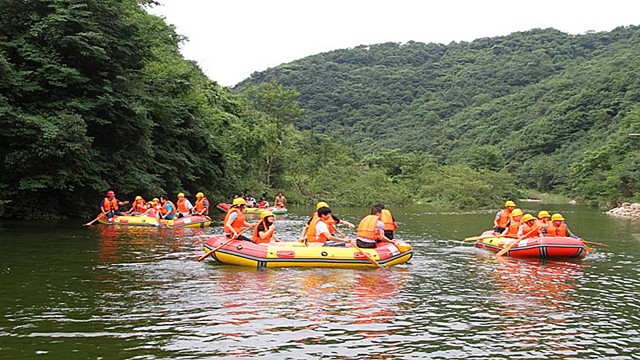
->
[201,235,413,268]
[96,213,211,228]
[216,203,288,215]
[474,231,587,259]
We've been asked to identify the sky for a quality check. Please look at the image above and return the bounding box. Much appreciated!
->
[147,0,640,87]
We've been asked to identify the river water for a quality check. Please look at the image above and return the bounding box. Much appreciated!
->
[1,204,639,359]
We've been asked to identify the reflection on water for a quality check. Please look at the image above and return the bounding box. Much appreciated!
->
[1,206,640,358]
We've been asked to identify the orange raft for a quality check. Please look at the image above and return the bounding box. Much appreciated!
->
[474,231,587,259]
[202,235,413,268]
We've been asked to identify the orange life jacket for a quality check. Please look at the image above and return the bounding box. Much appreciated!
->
[176,198,189,212]
[521,222,540,238]
[381,209,397,231]
[160,200,176,215]
[195,197,209,213]
[103,197,118,211]
[307,217,328,244]
[325,216,337,234]
[546,223,568,237]
[506,219,521,236]
[357,215,381,240]
[132,200,146,213]
[224,208,245,234]
[252,219,274,244]
[497,209,511,228]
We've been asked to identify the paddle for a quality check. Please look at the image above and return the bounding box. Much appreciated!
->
[578,238,594,253]
[582,240,609,247]
[331,227,382,268]
[83,212,106,226]
[496,226,539,257]
[195,224,256,262]
[464,233,518,241]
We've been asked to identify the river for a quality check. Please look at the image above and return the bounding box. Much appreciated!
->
[1,204,639,359]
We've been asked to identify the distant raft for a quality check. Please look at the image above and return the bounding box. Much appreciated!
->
[216,203,288,215]
[201,235,413,268]
[474,231,587,259]
[96,213,211,228]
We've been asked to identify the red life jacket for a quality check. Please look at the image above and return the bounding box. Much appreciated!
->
[132,200,146,213]
[546,223,568,237]
[252,219,274,244]
[357,215,381,240]
[195,197,209,213]
[224,208,245,234]
[497,209,511,228]
[381,209,397,231]
[307,217,328,244]
[103,197,118,211]
[506,219,521,236]
[177,198,189,213]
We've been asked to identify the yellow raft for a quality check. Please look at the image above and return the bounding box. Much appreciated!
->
[96,214,211,228]
[202,235,413,268]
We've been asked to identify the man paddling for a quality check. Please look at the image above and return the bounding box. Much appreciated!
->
[306,207,349,247]
[543,213,580,239]
[355,206,393,248]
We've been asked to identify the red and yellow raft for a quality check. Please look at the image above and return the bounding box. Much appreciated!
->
[474,231,587,259]
[96,214,211,228]
[216,203,288,215]
[202,235,413,268]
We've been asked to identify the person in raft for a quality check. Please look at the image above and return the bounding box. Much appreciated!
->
[355,206,394,248]
[306,206,349,247]
[175,192,193,218]
[543,213,581,239]
[517,214,541,239]
[224,198,254,241]
[258,197,269,208]
[252,211,280,244]
[100,190,129,219]
[494,200,516,234]
[374,203,398,240]
[246,194,257,208]
[536,211,551,233]
[130,196,147,215]
[274,192,287,208]
[159,195,177,220]
[500,208,523,237]
[192,192,209,216]
[300,202,355,241]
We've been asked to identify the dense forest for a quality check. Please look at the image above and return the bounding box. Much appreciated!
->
[240,26,640,206]
[2,1,636,219]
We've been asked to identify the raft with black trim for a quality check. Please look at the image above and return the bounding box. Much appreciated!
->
[474,231,587,259]
[216,203,288,215]
[202,235,413,268]
[96,214,211,228]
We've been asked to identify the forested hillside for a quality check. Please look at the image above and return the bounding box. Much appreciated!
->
[239,26,640,205]
[1,0,521,219]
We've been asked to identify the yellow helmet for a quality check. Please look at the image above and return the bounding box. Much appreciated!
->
[551,213,565,221]
[505,201,516,207]
[177,192,185,198]
[522,214,535,222]
[316,201,330,210]
[196,192,204,198]
[233,198,247,206]
[135,196,142,201]
[152,198,159,202]
[537,210,550,218]
[260,211,274,219]
[511,208,523,217]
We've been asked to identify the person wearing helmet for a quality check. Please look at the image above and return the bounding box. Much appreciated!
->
[130,196,147,215]
[517,214,541,239]
[299,201,355,241]
[494,201,516,234]
[252,211,280,244]
[224,198,254,241]
[146,198,161,218]
[192,192,210,216]
[537,211,551,233]
[544,213,580,239]
[100,190,129,219]
[305,206,350,247]
[501,208,523,236]
[375,203,398,240]
[159,195,177,220]
[175,193,193,218]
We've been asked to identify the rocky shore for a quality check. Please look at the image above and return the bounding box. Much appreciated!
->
[607,203,640,218]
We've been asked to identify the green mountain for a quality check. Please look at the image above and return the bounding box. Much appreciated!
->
[238,26,640,204]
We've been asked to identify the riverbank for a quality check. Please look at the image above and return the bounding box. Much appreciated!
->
[606,202,640,219]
